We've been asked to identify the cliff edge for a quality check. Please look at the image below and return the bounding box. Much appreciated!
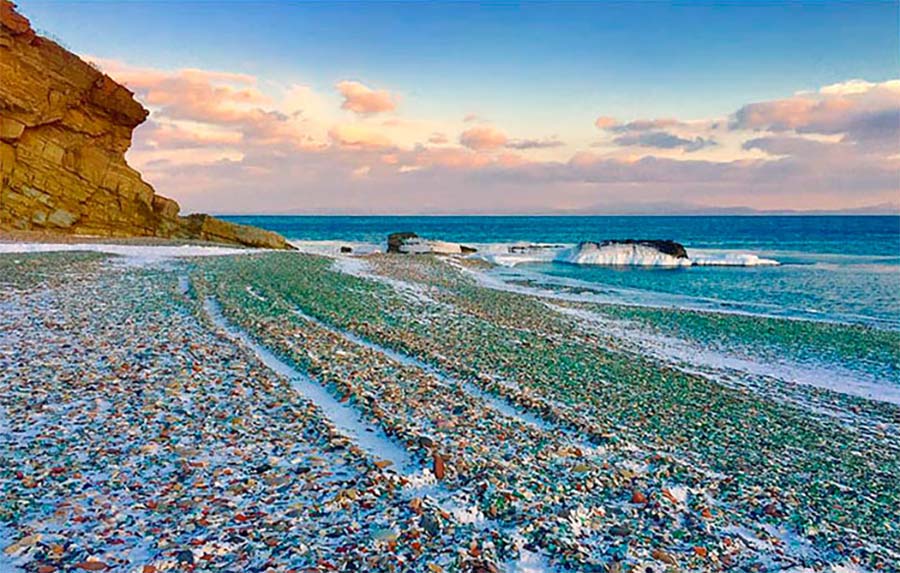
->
[0,1,292,249]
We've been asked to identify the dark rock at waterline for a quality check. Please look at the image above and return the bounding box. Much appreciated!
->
[585,239,688,259]
[340,245,353,253]
[387,231,478,255]
[387,232,419,254]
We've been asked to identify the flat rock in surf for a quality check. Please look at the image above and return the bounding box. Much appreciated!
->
[387,232,477,255]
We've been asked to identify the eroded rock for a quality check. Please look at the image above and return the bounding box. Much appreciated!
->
[0,1,292,249]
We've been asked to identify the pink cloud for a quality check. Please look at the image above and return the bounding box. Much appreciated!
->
[94,57,896,214]
[731,80,900,146]
[459,125,508,150]
[95,61,270,125]
[137,120,243,149]
[594,116,618,130]
[336,80,397,114]
[328,124,394,150]
[411,147,495,169]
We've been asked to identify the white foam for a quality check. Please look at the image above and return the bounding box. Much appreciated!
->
[469,243,563,267]
[690,249,780,266]
[557,242,691,267]
[468,242,779,267]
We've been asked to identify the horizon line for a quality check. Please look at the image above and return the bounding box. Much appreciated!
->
[212,212,900,217]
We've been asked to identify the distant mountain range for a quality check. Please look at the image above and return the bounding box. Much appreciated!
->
[216,201,900,217]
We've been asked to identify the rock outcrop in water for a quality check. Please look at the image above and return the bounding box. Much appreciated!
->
[0,1,292,249]
[387,232,477,255]
[557,239,691,267]
[591,240,688,259]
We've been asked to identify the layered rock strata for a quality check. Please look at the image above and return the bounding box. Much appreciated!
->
[0,1,291,249]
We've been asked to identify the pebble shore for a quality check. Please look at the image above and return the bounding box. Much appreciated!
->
[2,250,898,572]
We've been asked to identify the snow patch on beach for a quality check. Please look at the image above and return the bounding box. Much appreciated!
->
[291,306,555,432]
[505,533,557,573]
[202,295,415,473]
[552,304,900,407]
[207,294,502,540]
[0,526,28,573]
[0,242,254,265]
[289,240,383,256]
[332,255,447,306]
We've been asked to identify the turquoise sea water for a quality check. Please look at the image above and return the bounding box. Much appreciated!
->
[223,215,900,330]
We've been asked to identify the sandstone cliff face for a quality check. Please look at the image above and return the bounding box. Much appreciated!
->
[0,1,291,249]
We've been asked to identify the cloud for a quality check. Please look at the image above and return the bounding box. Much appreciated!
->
[595,116,688,133]
[505,137,565,150]
[459,125,508,150]
[409,147,496,169]
[458,127,562,151]
[594,116,618,130]
[94,56,897,214]
[137,120,243,149]
[96,61,270,125]
[336,80,397,114]
[613,131,716,152]
[595,115,715,153]
[731,79,900,146]
[328,124,394,149]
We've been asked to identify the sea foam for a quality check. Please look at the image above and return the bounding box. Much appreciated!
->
[556,242,692,267]
[472,242,779,267]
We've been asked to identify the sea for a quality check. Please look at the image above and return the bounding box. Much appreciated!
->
[223,215,900,331]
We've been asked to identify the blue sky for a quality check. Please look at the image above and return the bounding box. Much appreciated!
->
[22,1,898,120]
[14,0,900,213]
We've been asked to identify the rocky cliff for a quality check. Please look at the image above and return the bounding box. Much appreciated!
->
[0,1,292,249]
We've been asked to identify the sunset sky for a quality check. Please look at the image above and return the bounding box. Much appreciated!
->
[20,0,900,214]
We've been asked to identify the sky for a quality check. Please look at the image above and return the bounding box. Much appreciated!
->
[18,0,900,214]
